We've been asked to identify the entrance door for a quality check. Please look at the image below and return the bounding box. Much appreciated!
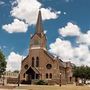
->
[26,74,32,84]
[27,74,31,81]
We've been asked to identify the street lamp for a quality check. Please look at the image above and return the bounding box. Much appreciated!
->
[18,73,20,87]
[59,73,61,86]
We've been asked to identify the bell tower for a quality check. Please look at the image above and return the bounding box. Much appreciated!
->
[30,10,47,50]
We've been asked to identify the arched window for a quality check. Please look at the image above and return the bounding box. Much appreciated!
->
[36,57,39,67]
[46,73,48,78]
[50,73,52,78]
[32,57,34,67]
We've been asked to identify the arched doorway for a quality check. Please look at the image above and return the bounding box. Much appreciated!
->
[26,67,40,84]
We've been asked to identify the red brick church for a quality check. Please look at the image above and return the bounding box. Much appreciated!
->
[20,11,73,85]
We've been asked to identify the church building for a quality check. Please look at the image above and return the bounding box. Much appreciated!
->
[20,11,73,85]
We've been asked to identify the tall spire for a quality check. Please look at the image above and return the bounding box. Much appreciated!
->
[36,10,43,33]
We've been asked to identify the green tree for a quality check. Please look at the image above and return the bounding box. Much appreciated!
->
[0,49,7,77]
[13,70,19,73]
[73,65,90,84]
[85,66,90,80]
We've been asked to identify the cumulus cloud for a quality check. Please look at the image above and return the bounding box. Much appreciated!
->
[49,23,90,66]
[49,38,90,66]
[49,38,74,62]
[2,19,28,33]
[77,31,90,46]
[6,52,25,71]
[59,22,81,37]
[11,0,60,25]
[74,45,90,60]
[41,8,61,21]
[59,22,90,46]
[74,45,90,66]
[2,0,60,33]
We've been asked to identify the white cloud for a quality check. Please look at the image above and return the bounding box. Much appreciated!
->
[0,1,5,5]
[74,45,89,60]
[74,45,90,66]
[49,38,90,66]
[77,30,90,46]
[54,23,90,66]
[59,22,81,37]
[41,8,61,21]
[2,0,60,33]
[44,30,47,34]
[2,19,28,33]
[49,38,74,62]
[11,0,60,25]
[63,12,67,15]
[6,52,25,71]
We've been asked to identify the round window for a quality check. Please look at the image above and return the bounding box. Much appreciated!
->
[24,64,28,69]
[46,64,52,69]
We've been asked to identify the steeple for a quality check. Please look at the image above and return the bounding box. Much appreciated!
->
[36,10,43,34]
[30,10,47,50]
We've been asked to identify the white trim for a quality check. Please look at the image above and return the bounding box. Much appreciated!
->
[31,47,41,49]
[31,47,47,50]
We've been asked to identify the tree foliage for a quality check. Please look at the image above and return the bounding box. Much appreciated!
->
[0,49,7,76]
[13,70,19,73]
[73,65,90,83]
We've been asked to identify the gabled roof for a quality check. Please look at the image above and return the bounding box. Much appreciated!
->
[44,50,55,61]
[22,55,29,63]
[43,50,66,68]
[26,66,40,74]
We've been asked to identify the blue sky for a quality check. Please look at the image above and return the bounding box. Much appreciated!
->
[0,0,90,71]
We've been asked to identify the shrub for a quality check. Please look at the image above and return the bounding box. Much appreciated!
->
[36,80,48,85]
